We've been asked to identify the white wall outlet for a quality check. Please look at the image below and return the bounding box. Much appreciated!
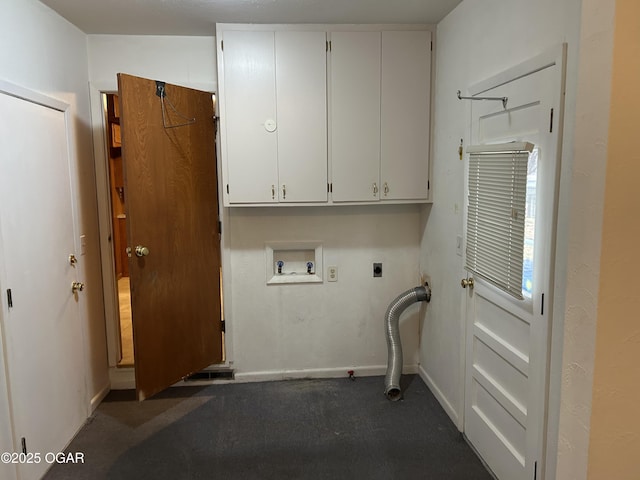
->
[328,265,338,282]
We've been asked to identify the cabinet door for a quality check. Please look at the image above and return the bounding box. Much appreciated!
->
[330,31,381,202]
[222,31,278,204]
[276,31,328,203]
[381,31,431,201]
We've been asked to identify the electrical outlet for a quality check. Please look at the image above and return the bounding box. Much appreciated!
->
[373,263,382,277]
[328,265,338,282]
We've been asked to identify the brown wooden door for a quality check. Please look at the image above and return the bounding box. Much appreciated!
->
[117,73,222,401]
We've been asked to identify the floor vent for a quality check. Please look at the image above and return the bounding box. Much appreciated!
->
[185,370,234,381]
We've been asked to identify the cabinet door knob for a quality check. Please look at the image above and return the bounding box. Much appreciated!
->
[271,185,275,200]
[282,184,286,200]
[373,183,378,196]
[383,182,389,196]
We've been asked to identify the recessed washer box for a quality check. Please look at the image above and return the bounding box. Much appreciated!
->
[266,242,323,285]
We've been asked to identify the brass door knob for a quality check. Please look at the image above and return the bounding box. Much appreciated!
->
[461,278,474,289]
[135,245,150,257]
[71,282,85,293]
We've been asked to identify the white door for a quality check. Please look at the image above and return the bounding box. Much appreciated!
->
[330,31,381,202]
[462,47,566,480]
[0,88,86,480]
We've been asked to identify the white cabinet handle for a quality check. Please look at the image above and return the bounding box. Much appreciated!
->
[282,184,286,200]
[383,182,389,196]
[271,184,275,199]
[373,183,378,196]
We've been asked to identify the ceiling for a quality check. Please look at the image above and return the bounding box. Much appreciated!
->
[39,0,462,36]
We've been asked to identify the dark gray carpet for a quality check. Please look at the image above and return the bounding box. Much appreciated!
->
[44,375,491,479]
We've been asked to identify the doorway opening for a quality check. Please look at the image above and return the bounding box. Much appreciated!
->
[103,93,133,367]
[101,91,225,370]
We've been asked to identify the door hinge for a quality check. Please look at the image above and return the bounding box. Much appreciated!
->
[329,183,333,193]
[326,40,329,52]
[221,319,226,333]
[428,180,430,190]
[549,108,554,133]
[221,40,224,52]
[21,437,27,454]
[541,293,545,315]
[534,460,538,480]
[430,40,433,51]
[218,221,222,234]
[6,289,12,309]
[226,184,229,194]
[329,40,332,52]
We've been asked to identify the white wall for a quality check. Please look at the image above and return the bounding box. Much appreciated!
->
[422,0,616,479]
[229,205,422,379]
[87,35,424,380]
[88,35,217,91]
[0,0,108,476]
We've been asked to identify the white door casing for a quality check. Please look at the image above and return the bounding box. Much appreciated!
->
[462,46,566,480]
[0,84,87,480]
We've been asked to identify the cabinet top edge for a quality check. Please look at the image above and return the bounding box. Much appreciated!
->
[216,23,435,33]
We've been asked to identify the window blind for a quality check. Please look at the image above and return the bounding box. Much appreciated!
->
[465,142,534,299]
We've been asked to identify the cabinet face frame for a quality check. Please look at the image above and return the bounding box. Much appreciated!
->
[216,23,435,207]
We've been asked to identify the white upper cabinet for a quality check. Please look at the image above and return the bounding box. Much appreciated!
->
[219,28,327,205]
[330,31,382,202]
[217,24,432,206]
[221,30,278,204]
[275,31,328,203]
[381,31,431,201]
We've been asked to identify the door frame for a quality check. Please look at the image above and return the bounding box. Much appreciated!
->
[460,44,567,477]
[88,82,234,387]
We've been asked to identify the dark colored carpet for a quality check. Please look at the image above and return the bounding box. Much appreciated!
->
[44,375,491,479]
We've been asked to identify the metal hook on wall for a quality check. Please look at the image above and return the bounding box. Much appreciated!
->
[457,90,508,109]
[155,81,196,129]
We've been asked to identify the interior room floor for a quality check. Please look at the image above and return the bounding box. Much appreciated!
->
[43,375,492,480]
[117,276,134,366]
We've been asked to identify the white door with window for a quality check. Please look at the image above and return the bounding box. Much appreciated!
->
[462,46,566,480]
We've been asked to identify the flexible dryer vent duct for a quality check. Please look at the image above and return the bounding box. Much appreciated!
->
[384,284,431,401]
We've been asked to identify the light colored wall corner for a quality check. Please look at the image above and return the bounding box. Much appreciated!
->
[552,0,616,479]
[1,0,108,416]
[586,0,640,477]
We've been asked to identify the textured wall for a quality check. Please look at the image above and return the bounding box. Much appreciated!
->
[587,0,640,477]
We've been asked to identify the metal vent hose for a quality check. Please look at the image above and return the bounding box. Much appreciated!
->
[384,284,431,401]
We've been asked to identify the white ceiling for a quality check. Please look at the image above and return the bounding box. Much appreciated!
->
[39,0,462,36]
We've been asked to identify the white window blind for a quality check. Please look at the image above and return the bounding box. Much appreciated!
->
[465,142,534,299]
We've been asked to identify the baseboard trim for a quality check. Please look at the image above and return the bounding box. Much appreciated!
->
[418,364,461,430]
[231,364,419,383]
[108,364,420,390]
[109,366,135,390]
[90,383,110,412]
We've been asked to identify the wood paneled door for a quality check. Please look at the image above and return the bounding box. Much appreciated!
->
[117,74,223,400]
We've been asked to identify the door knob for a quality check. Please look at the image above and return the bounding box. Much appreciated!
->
[461,278,474,289]
[71,282,85,293]
[135,245,150,257]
